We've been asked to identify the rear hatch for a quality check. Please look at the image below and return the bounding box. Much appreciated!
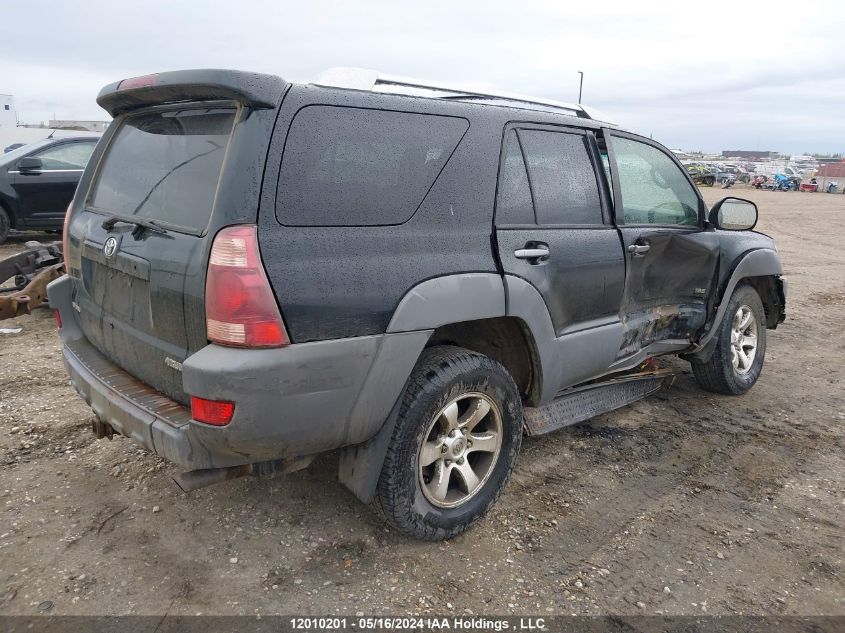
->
[65,71,285,404]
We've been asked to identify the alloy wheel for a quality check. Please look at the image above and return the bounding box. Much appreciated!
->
[730,304,758,375]
[418,392,503,509]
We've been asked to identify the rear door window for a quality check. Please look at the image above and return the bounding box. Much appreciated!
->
[276,106,468,226]
[517,129,603,225]
[90,106,236,232]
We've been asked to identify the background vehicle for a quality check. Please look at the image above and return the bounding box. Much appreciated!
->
[752,174,768,189]
[686,163,716,186]
[732,166,752,184]
[0,135,100,243]
[717,164,750,184]
[752,163,803,179]
[49,69,786,541]
[769,173,797,191]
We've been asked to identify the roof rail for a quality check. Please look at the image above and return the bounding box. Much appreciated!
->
[312,67,616,125]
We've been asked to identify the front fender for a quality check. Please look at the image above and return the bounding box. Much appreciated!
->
[692,248,784,354]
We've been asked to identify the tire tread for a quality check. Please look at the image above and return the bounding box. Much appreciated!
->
[691,284,766,395]
[0,206,10,245]
[373,345,522,541]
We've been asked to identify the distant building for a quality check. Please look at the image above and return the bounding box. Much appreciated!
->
[722,150,778,160]
[818,163,845,176]
[813,162,845,192]
[0,94,103,150]
[48,119,109,133]
[1,94,17,129]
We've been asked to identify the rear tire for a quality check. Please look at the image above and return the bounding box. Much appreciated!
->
[373,346,523,540]
[0,207,10,244]
[691,284,767,395]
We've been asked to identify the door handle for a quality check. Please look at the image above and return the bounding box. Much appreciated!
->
[514,246,550,261]
[628,244,651,257]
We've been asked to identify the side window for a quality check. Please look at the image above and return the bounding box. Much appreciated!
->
[518,129,603,225]
[495,130,533,225]
[610,136,700,226]
[34,142,96,169]
[276,106,468,227]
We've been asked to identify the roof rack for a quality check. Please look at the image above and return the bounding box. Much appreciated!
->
[312,67,616,125]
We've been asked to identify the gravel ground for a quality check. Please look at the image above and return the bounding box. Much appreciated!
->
[0,185,842,616]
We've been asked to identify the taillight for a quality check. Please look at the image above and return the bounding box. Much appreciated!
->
[62,201,72,264]
[205,225,289,348]
[54,309,62,329]
[191,396,234,426]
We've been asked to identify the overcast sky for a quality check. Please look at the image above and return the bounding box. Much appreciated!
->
[3,0,844,155]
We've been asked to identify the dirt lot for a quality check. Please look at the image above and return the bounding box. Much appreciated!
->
[0,186,842,617]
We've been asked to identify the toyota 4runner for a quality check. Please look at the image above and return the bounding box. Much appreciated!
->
[49,68,786,540]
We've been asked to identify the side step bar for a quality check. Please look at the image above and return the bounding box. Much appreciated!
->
[523,371,675,436]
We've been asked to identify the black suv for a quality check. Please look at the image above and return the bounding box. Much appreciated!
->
[49,69,786,540]
[0,136,99,243]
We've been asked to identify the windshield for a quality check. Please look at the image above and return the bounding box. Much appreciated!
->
[0,139,52,167]
[89,106,237,232]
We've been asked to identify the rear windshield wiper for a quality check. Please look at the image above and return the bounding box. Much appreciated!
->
[100,212,204,237]
[101,214,170,236]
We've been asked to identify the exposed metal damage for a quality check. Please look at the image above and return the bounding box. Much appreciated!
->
[618,303,707,357]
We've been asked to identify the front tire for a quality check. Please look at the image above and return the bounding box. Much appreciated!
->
[373,346,523,540]
[691,284,767,395]
[0,206,10,244]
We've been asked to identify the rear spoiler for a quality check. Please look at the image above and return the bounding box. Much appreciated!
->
[97,69,288,116]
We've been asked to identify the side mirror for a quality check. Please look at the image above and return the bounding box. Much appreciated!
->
[17,156,43,173]
[709,197,758,231]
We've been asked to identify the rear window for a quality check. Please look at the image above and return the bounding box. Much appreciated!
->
[90,106,236,231]
[276,106,468,226]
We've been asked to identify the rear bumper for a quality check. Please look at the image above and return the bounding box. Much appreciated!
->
[62,338,225,468]
[48,275,431,471]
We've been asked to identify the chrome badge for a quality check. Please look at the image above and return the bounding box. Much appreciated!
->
[103,237,118,258]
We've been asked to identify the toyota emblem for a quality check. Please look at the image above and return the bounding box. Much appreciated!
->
[103,237,118,258]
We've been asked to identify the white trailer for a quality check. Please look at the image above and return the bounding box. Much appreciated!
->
[752,162,803,178]
[0,94,17,130]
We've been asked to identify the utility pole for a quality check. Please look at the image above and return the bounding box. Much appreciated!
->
[577,71,584,104]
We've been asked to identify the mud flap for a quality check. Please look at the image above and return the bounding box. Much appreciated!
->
[337,390,406,503]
